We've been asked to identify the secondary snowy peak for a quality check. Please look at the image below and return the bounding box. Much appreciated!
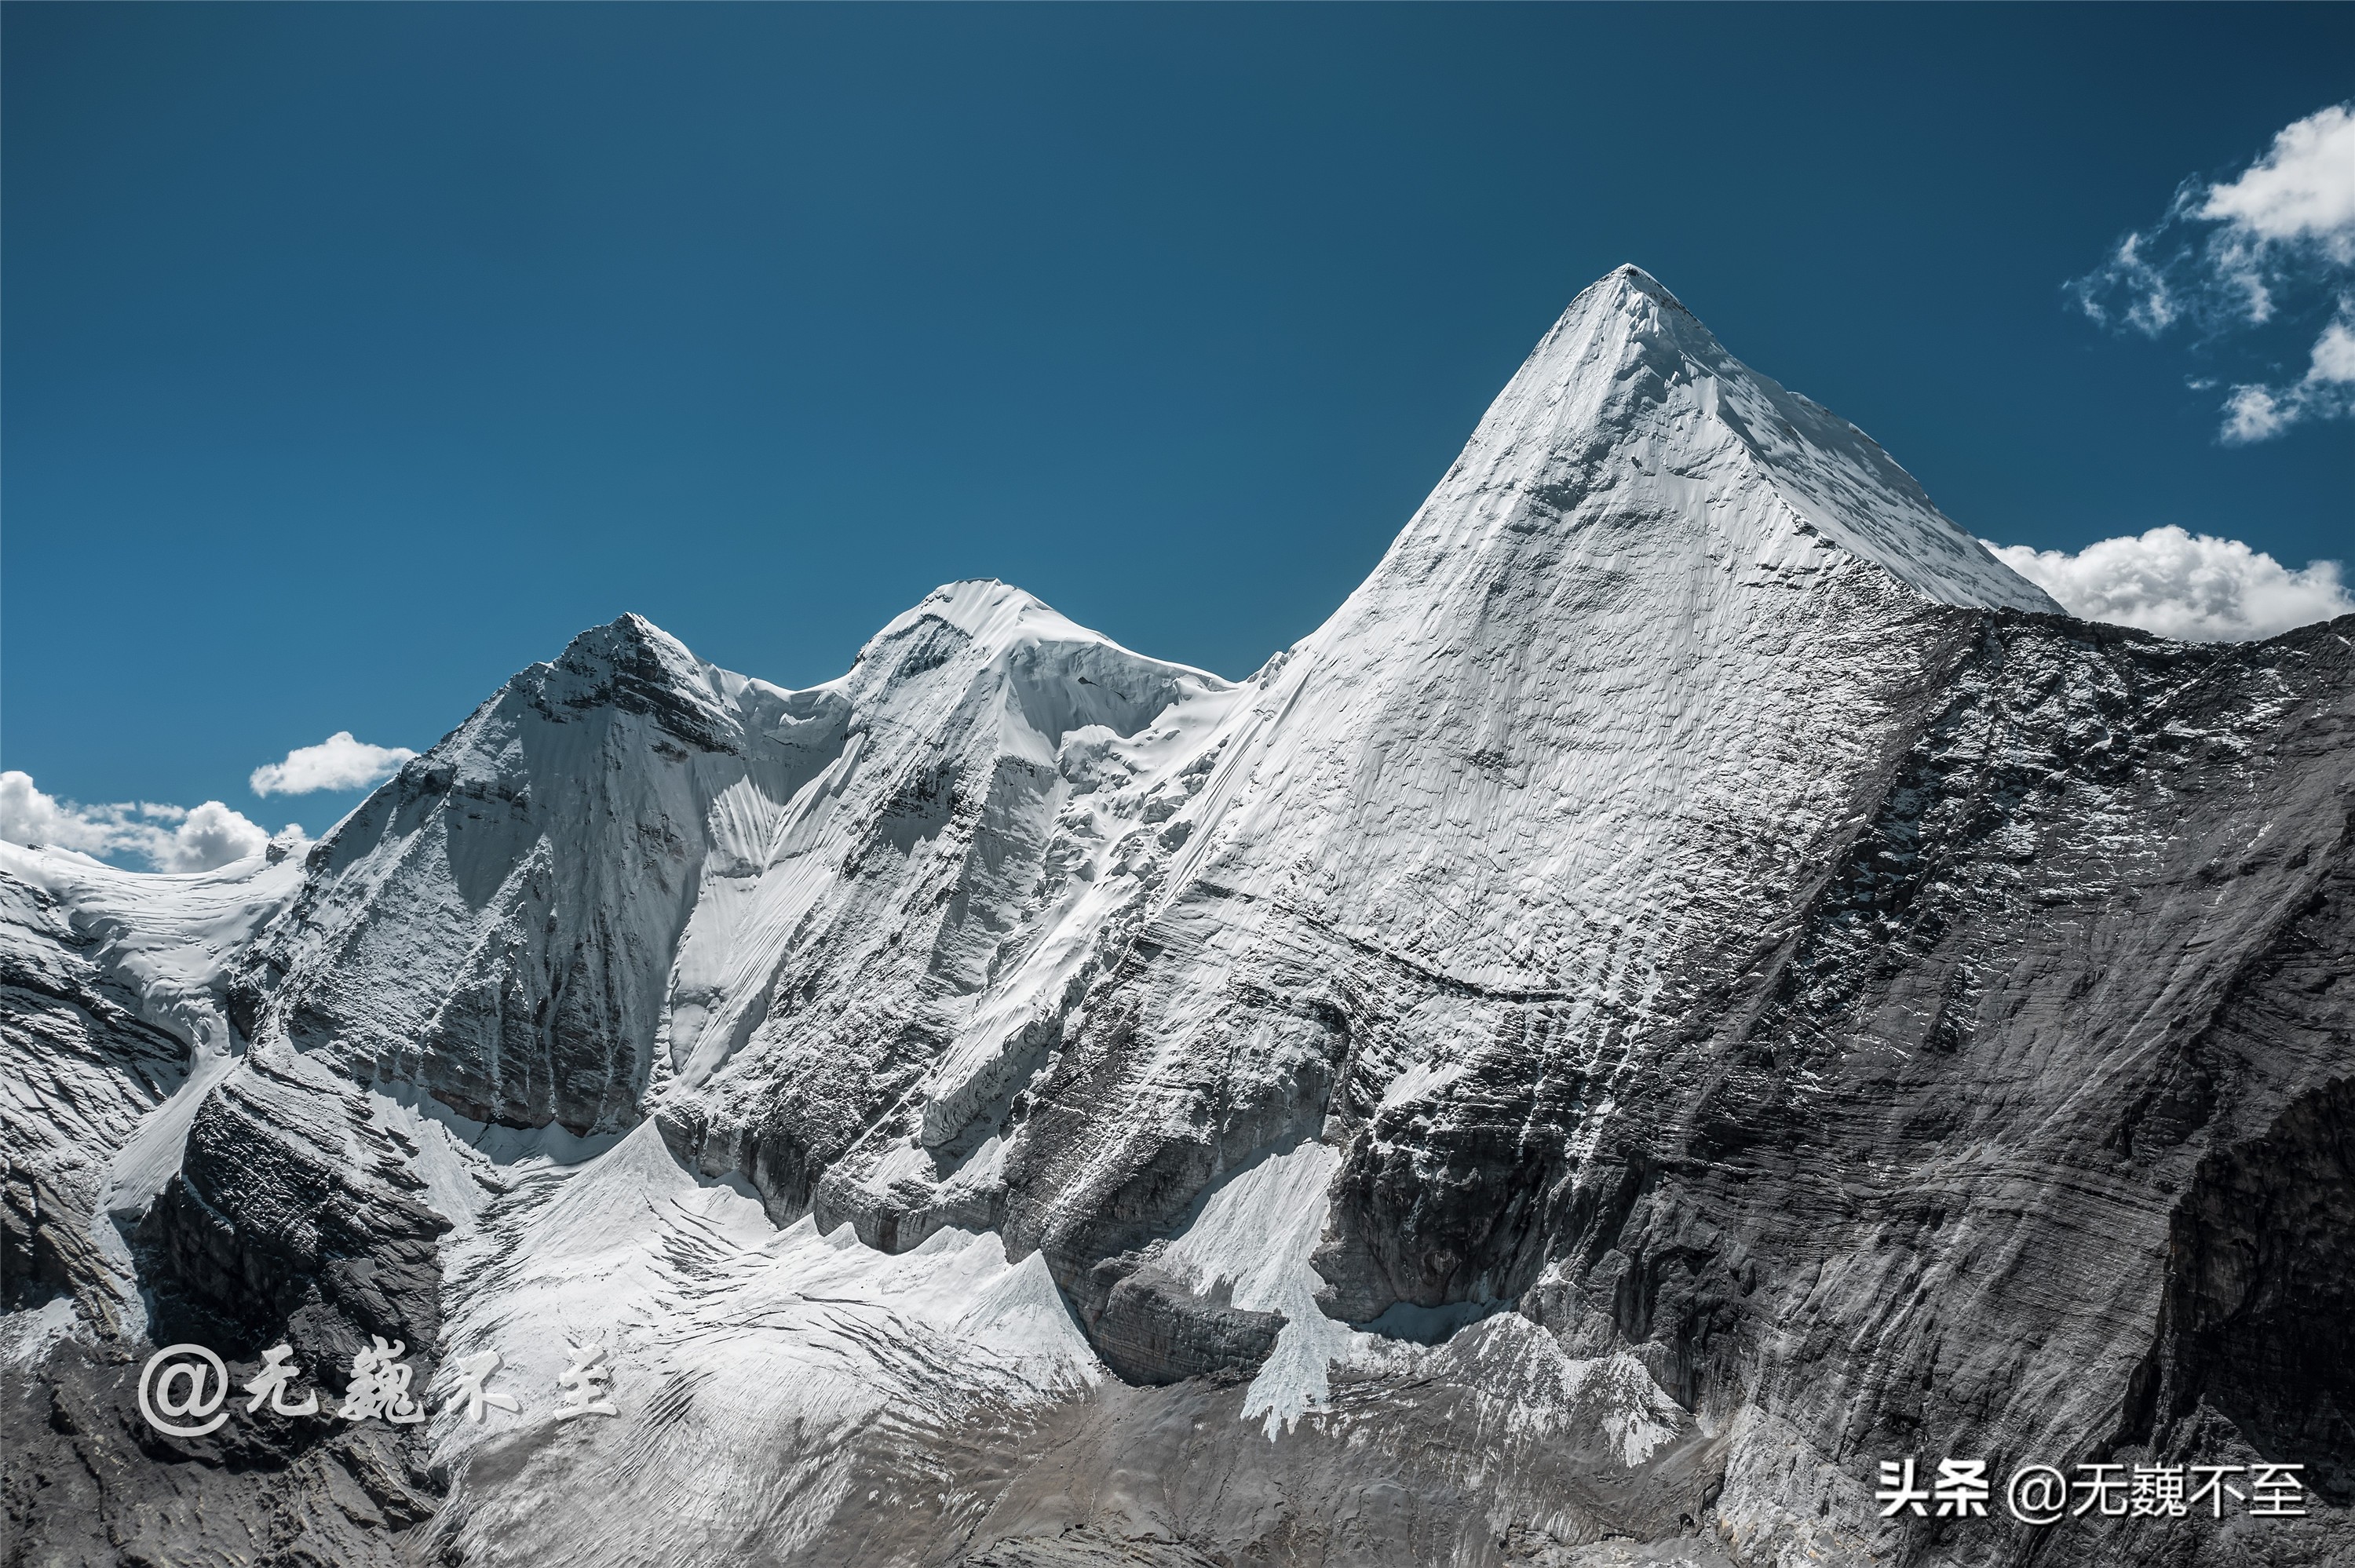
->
[842,578,1230,762]
[859,579,1146,662]
[1353,264,2059,616]
[239,586,1233,1167]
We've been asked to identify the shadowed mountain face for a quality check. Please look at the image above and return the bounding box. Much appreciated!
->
[5,268,2348,1568]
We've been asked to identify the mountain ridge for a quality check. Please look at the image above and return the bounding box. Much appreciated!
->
[5,268,2347,1568]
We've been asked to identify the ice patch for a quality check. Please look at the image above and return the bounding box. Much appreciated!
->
[0,1293,82,1368]
[1159,1139,1359,1434]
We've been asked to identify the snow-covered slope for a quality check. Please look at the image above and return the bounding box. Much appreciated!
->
[246,587,1230,1162]
[991,266,2053,1323]
[9,268,2346,1568]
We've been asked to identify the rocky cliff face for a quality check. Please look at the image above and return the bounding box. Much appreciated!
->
[3,268,2346,1568]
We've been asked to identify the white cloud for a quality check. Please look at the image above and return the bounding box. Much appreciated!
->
[2311,318,2355,381]
[2197,103,2355,255]
[1985,527,2355,642]
[2071,101,2355,441]
[249,731,417,796]
[0,771,300,873]
[152,800,283,873]
[2220,386,2288,444]
[0,729,402,873]
[2217,302,2355,444]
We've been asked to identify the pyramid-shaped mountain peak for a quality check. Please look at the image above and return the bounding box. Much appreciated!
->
[1358,266,2060,615]
[1594,261,1695,318]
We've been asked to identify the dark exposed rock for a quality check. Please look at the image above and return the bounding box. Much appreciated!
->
[947,1347,1732,1568]
[1313,1001,1590,1322]
[1085,1260,1287,1386]
[139,1062,451,1363]
[0,870,446,1568]
[2146,1073,2355,1505]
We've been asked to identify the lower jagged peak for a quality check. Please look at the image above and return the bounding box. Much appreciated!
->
[553,611,705,683]
[1390,265,2061,615]
[520,611,746,752]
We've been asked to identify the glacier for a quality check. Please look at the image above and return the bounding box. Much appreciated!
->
[4,267,2350,1568]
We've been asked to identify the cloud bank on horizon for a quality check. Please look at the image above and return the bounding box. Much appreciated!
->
[2069,100,2355,443]
[0,772,294,873]
[2,731,415,873]
[1987,527,2354,643]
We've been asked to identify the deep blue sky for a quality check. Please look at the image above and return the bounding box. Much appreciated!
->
[6,4,2350,835]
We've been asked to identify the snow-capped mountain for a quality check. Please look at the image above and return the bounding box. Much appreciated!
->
[6,268,2348,1568]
